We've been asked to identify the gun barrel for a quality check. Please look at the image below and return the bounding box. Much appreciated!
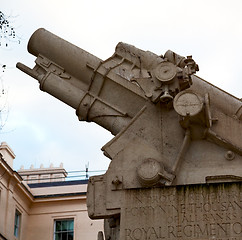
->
[28,28,101,86]
[18,29,147,135]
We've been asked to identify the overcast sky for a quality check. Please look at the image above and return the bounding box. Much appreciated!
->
[1,0,242,174]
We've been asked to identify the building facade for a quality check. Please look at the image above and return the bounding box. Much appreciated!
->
[0,142,103,240]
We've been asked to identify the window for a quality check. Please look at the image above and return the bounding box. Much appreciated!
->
[54,219,74,240]
[14,210,21,238]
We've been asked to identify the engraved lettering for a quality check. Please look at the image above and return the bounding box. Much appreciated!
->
[134,195,143,204]
[155,205,166,214]
[149,227,159,239]
[183,225,192,237]
[221,202,227,211]
[176,225,182,237]
[195,203,203,213]
[122,183,242,240]
[125,229,133,240]
[203,203,211,212]
[217,223,229,236]
[168,225,175,238]
[210,223,216,236]
[215,212,223,220]
[233,201,242,210]
[141,227,148,240]
[194,223,209,237]
[233,222,242,235]
[227,202,236,211]
[133,228,142,240]
[180,203,185,213]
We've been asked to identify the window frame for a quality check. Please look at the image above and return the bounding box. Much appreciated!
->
[0,186,2,207]
[53,218,74,240]
[14,209,21,238]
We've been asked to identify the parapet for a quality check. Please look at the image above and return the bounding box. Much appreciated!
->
[18,163,67,184]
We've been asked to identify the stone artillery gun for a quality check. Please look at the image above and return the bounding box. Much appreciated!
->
[17,29,242,240]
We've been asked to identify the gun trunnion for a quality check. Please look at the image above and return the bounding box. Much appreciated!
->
[17,28,242,240]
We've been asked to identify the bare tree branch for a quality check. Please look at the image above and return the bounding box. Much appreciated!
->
[0,11,21,48]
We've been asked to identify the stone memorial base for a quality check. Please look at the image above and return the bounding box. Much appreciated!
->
[121,182,242,240]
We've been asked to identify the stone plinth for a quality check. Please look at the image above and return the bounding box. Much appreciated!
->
[121,182,242,240]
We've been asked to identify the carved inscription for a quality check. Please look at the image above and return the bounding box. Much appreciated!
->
[120,182,242,240]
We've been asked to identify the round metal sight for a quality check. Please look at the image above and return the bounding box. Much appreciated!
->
[154,62,177,83]
[137,158,162,186]
[173,90,203,117]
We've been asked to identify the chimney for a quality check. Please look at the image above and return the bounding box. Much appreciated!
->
[0,142,16,169]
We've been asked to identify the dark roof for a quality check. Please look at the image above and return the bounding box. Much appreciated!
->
[34,192,86,199]
[28,179,89,188]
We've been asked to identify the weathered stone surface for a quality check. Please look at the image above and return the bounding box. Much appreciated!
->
[121,182,242,240]
[17,28,242,240]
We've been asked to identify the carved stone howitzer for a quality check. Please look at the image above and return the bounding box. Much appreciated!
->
[17,29,242,240]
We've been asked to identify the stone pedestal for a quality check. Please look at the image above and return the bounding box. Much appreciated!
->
[121,182,242,240]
